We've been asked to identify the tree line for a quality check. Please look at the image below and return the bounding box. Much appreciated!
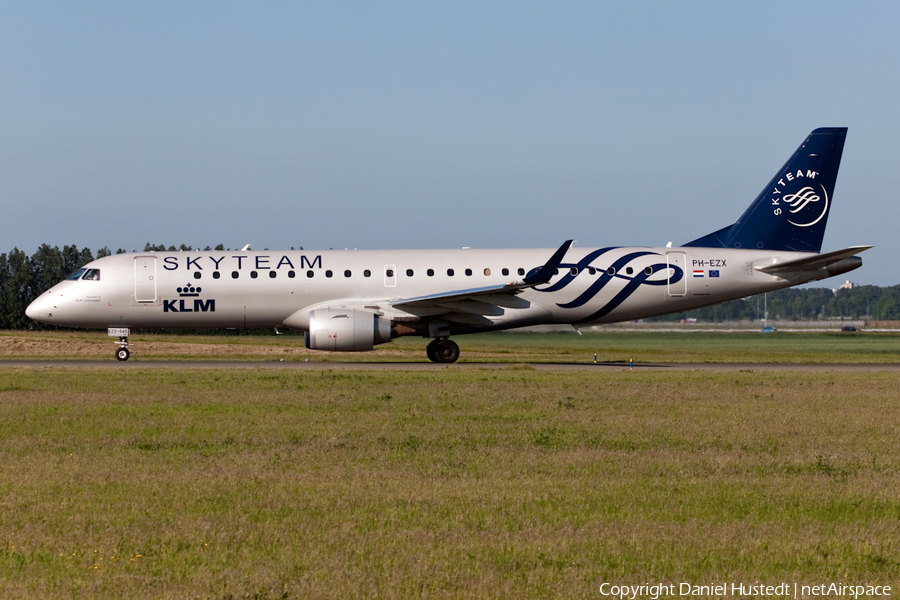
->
[1,244,897,329]
[648,284,897,323]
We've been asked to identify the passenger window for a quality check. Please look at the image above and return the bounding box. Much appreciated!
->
[344,270,351,277]
[447,269,454,276]
[231,271,239,279]
[517,268,525,276]
[307,270,314,278]
[465,268,472,276]
[570,267,578,276]
[427,269,434,277]
[269,271,277,278]
[364,270,371,277]
[626,267,633,275]
[386,269,394,277]
[193,272,202,279]
[607,267,616,276]
[213,271,221,279]
[325,270,333,278]
[484,268,491,276]
[502,268,509,276]
[644,266,653,275]
[251,271,258,279]
[66,268,87,281]
[406,269,413,277]
[588,267,596,275]
[288,270,296,278]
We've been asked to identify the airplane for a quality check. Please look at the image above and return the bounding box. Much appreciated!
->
[26,127,870,363]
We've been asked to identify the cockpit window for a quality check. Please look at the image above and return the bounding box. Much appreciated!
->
[66,268,87,281]
[81,269,101,281]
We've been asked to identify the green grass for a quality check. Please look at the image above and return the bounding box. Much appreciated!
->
[459,330,900,363]
[0,368,899,598]
[3,329,900,363]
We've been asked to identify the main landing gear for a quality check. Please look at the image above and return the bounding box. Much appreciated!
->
[115,336,130,361]
[426,338,459,364]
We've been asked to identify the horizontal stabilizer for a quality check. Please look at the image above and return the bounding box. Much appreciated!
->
[754,246,872,274]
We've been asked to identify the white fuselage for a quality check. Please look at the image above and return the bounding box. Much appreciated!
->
[26,246,822,335]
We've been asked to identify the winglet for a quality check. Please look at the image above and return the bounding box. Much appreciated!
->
[523,240,573,286]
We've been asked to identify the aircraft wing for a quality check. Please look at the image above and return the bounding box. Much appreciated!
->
[754,245,873,274]
[389,240,573,323]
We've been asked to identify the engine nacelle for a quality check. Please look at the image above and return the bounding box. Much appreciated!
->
[825,256,863,278]
[305,307,392,352]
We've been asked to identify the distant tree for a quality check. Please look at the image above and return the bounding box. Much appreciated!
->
[791,297,805,320]
[0,249,34,329]
[30,244,65,292]
[875,290,900,320]
[60,245,92,278]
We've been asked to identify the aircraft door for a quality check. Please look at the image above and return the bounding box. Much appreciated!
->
[384,264,397,288]
[666,252,687,297]
[134,256,157,302]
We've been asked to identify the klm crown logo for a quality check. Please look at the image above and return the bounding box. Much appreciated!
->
[177,284,201,297]
[163,284,215,313]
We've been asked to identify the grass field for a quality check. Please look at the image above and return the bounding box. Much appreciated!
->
[1,366,899,598]
[2,329,900,363]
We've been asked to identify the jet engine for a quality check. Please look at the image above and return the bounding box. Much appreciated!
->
[305,307,392,352]
[825,256,863,278]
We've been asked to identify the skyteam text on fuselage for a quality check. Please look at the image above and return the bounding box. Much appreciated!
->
[26,128,870,362]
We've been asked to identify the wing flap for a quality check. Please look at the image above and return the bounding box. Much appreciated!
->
[391,282,525,309]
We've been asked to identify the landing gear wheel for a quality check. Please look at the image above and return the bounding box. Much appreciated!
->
[425,341,438,363]
[115,347,130,362]
[430,339,459,364]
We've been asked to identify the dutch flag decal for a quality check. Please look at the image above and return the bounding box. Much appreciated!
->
[693,269,704,277]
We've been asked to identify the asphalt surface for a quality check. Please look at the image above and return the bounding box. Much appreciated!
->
[1,360,899,371]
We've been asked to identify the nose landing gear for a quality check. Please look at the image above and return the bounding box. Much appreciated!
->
[426,338,459,363]
[108,329,133,361]
[115,336,130,361]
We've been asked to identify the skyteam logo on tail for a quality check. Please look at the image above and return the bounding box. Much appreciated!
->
[785,184,829,228]
[770,170,829,228]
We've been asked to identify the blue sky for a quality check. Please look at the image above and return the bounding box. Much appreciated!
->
[2,1,898,285]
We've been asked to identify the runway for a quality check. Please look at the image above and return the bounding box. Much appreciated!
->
[1,360,899,372]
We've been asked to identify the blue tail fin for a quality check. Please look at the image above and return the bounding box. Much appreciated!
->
[683,127,847,253]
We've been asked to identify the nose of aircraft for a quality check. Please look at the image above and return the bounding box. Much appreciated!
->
[25,294,53,322]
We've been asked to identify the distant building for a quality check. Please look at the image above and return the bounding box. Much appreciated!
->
[833,280,859,295]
